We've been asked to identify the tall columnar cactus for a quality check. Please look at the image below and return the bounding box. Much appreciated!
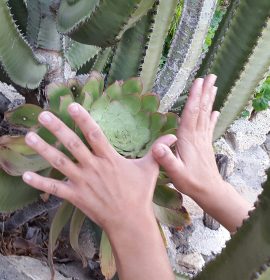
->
[1,0,270,279]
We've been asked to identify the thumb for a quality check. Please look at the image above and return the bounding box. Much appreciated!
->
[142,134,177,164]
[152,138,184,177]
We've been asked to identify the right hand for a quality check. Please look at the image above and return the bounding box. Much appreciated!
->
[152,74,222,199]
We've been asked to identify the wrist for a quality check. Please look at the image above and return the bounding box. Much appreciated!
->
[188,174,225,202]
[191,178,252,232]
[105,207,175,280]
[104,206,156,238]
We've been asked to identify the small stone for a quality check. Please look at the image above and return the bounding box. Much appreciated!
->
[226,109,270,152]
[0,92,10,114]
[0,255,71,280]
[176,252,205,274]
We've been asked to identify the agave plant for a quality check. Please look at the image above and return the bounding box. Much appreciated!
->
[1,0,270,279]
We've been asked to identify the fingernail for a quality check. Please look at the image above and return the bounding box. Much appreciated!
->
[23,172,32,182]
[210,74,217,81]
[25,133,38,145]
[69,103,80,115]
[153,145,166,158]
[39,112,53,123]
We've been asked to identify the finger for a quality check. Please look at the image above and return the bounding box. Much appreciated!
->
[209,111,220,137]
[68,103,117,158]
[179,78,204,133]
[23,171,73,201]
[25,132,81,181]
[38,111,94,166]
[197,74,217,130]
[143,134,177,164]
[152,143,184,180]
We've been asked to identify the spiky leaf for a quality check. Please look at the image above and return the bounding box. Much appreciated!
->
[57,0,154,47]
[65,42,100,71]
[107,13,153,84]
[0,0,47,88]
[140,0,178,93]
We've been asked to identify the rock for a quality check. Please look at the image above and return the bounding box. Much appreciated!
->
[189,218,230,256]
[203,212,220,231]
[226,109,270,152]
[182,194,203,218]
[227,174,262,204]
[56,261,96,280]
[0,92,10,115]
[0,82,25,111]
[176,252,205,275]
[230,146,269,191]
[263,133,270,157]
[214,137,235,177]
[0,255,70,280]
[78,231,96,260]
[0,254,31,280]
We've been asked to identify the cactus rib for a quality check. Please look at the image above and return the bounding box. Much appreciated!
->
[196,0,241,79]
[140,0,178,93]
[153,0,217,113]
[214,29,270,139]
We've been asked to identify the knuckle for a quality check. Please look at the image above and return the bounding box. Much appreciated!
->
[51,122,62,133]
[88,126,102,142]
[52,156,66,168]
[40,142,49,153]
[201,104,208,112]
[190,106,200,115]
[67,138,81,150]
[50,182,58,196]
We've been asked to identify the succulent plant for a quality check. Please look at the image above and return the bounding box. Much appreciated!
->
[0,72,190,278]
[1,0,270,279]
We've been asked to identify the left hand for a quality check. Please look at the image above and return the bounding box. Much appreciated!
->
[22,103,176,233]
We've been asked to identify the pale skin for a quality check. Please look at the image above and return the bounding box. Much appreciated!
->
[22,74,252,280]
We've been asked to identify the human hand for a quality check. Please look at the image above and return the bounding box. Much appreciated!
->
[153,74,221,199]
[152,75,252,232]
[22,103,176,233]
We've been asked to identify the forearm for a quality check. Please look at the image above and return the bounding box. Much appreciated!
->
[191,179,253,233]
[106,211,175,280]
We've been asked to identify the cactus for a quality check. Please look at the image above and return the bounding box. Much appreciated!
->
[193,170,270,280]
[198,0,270,140]
[0,0,270,279]
[154,0,217,112]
